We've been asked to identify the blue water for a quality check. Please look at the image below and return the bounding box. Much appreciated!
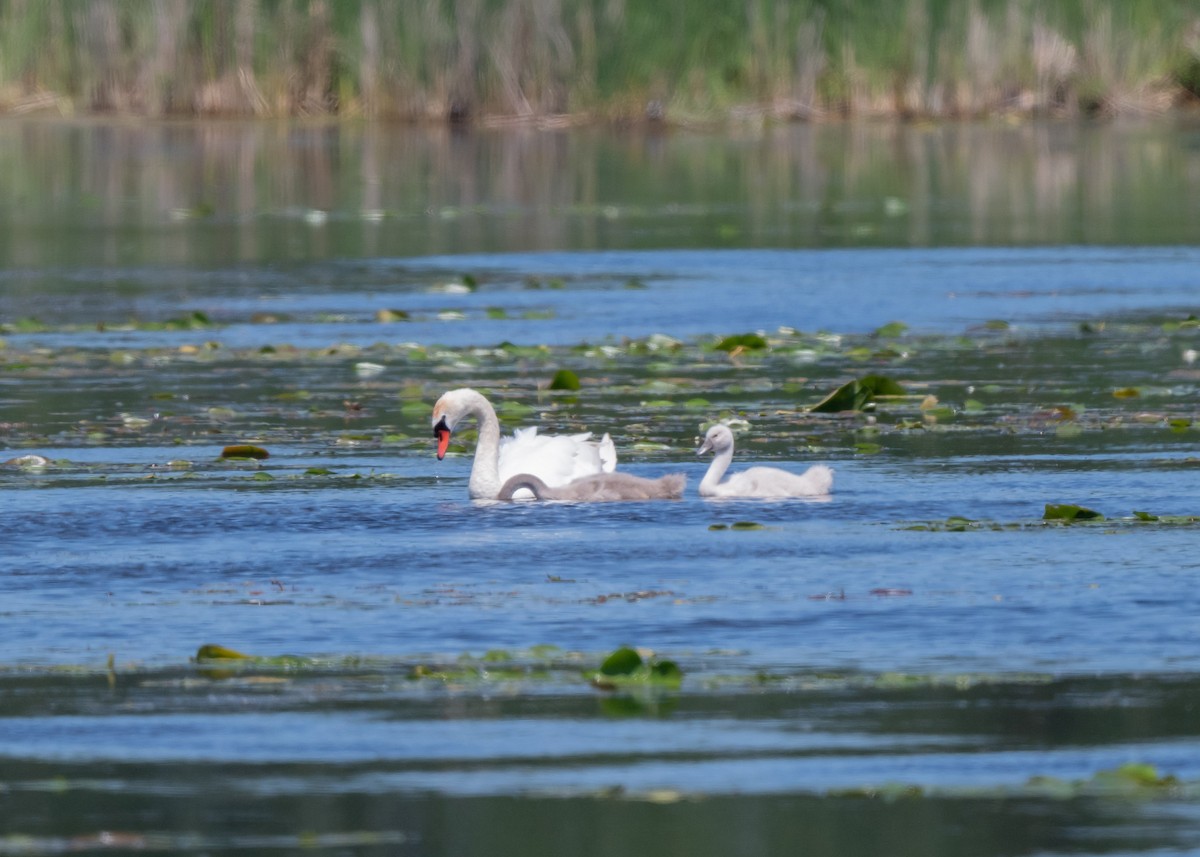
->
[7,246,1200,351]
[3,119,1200,855]
[6,442,1200,676]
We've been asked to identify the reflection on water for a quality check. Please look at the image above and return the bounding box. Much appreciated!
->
[0,118,1198,271]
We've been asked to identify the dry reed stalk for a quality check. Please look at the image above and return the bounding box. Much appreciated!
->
[1032,17,1078,112]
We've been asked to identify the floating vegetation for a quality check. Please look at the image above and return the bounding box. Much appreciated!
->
[220,444,270,460]
[1024,763,1181,798]
[374,308,410,323]
[548,368,581,391]
[904,510,1200,531]
[3,454,51,469]
[195,643,252,661]
[810,374,906,413]
[1043,503,1104,522]
[2,311,1200,472]
[713,333,768,352]
[354,361,386,378]
[588,646,683,690]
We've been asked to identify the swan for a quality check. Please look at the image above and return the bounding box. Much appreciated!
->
[498,471,686,502]
[432,387,617,499]
[697,424,833,498]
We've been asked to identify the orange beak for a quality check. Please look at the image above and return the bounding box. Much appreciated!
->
[434,417,451,460]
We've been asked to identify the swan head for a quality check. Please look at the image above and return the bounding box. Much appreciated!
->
[432,413,451,459]
[697,424,735,456]
[431,389,474,460]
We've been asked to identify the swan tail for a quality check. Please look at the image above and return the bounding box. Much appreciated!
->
[598,433,618,473]
[659,473,687,499]
[804,465,835,495]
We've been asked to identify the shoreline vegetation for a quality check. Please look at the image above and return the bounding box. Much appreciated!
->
[0,1,1198,125]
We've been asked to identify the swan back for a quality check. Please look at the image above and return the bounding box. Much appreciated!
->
[499,471,686,502]
[712,464,834,498]
[697,423,833,498]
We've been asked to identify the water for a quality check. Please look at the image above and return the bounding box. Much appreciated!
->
[2,118,1200,855]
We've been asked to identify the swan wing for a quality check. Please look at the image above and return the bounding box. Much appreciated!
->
[498,430,609,487]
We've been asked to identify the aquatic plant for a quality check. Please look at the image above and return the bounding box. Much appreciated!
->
[0,1,1195,120]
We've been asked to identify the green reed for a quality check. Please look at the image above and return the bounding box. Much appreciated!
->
[0,0,1195,120]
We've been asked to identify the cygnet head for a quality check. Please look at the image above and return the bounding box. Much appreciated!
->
[697,424,735,456]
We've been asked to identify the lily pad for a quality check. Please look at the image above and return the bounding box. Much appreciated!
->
[714,333,768,352]
[589,646,682,689]
[195,644,251,661]
[1043,503,1104,522]
[1087,763,1179,793]
[549,369,581,391]
[810,374,906,413]
[221,444,270,460]
[375,308,410,322]
[498,400,535,420]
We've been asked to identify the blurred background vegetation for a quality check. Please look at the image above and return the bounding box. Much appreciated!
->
[0,0,1197,121]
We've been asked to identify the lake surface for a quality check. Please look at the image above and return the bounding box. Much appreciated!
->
[2,117,1200,855]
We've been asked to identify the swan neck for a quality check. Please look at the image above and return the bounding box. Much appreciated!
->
[464,392,502,499]
[700,446,733,494]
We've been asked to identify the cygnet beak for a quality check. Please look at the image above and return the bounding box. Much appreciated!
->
[697,438,713,456]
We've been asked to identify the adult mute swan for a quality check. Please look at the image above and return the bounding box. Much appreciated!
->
[432,388,617,499]
[498,471,686,502]
[697,424,833,498]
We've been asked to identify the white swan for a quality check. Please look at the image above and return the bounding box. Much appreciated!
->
[697,424,833,498]
[432,388,617,499]
[498,471,686,502]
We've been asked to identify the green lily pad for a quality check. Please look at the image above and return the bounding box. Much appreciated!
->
[599,646,643,676]
[714,333,768,352]
[195,644,251,661]
[810,374,906,413]
[1088,763,1179,792]
[221,444,270,460]
[498,401,535,420]
[588,646,683,690]
[1043,503,1104,522]
[549,369,581,391]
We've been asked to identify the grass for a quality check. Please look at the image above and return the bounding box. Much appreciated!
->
[0,0,1196,121]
